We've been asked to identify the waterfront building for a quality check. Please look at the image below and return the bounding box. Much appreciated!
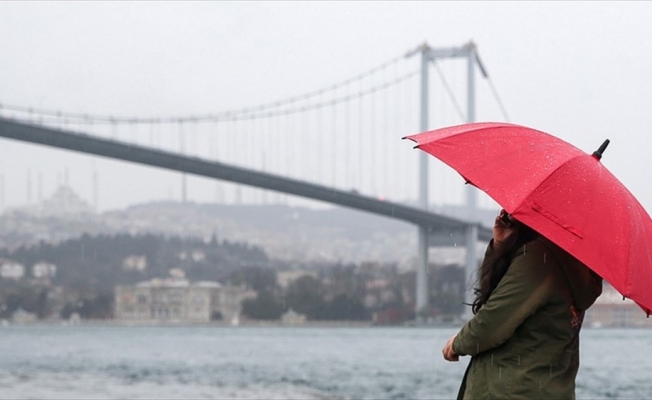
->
[585,282,652,328]
[115,278,244,323]
[281,308,306,326]
[11,308,37,323]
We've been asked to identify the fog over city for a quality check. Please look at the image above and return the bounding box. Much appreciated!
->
[1,2,651,214]
[2,3,652,399]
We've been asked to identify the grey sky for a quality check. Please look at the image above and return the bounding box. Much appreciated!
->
[1,2,651,213]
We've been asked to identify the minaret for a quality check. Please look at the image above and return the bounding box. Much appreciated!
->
[182,174,187,203]
[27,170,32,205]
[37,172,43,203]
[93,167,99,212]
[0,174,4,212]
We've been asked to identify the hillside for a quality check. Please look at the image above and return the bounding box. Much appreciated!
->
[0,196,498,265]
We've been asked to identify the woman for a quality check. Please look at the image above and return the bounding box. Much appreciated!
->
[442,210,602,399]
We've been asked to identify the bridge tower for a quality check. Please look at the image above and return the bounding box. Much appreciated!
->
[407,41,488,320]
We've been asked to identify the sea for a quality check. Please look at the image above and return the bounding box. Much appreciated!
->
[0,324,650,399]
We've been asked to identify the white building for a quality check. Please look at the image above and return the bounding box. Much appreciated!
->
[0,260,25,280]
[178,250,206,262]
[122,255,147,272]
[281,308,306,326]
[115,278,245,324]
[32,262,57,279]
[12,308,37,323]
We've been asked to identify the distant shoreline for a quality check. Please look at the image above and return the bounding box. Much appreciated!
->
[4,319,650,329]
[3,318,377,328]
[2,318,467,328]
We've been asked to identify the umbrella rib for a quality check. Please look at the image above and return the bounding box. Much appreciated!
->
[516,153,587,208]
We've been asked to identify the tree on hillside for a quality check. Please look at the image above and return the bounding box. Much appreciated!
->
[241,290,284,320]
[321,294,369,320]
[226,265,278,293]
[285,275,326,319]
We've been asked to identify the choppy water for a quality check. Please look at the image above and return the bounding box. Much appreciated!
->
[0,324,650,399]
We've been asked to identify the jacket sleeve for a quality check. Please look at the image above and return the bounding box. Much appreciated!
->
[452,241,557,356]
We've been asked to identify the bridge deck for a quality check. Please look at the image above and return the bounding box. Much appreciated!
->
[0,117,492,242]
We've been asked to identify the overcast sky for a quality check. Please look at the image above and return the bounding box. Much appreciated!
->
[1,1,651,214]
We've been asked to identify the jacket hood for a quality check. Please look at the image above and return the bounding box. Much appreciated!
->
[542,237,603,311]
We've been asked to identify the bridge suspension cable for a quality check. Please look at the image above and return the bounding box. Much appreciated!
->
[431,60,467,123]
[429,60,512,124]
[0,52,408,125]
[485,76,510,122]
[0,69,417,126]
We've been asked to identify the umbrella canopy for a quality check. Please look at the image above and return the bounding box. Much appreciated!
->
[404,122,652,314]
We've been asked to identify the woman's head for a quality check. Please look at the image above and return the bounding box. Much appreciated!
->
[470,211,539,314]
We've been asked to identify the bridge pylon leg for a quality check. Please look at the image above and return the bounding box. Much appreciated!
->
[416,225,429,321]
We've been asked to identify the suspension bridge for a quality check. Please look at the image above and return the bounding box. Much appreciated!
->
[0,41,510,319]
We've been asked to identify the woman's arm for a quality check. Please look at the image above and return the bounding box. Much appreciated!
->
[452,241,556,356]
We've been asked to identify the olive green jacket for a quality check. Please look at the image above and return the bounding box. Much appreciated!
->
[452,238,602,399]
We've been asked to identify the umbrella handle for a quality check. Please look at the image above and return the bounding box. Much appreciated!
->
[592,139,610,160]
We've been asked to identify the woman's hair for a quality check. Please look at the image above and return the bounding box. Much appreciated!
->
[470,219,539,314]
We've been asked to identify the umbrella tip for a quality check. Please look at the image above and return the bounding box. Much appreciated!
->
[592,139,610,160]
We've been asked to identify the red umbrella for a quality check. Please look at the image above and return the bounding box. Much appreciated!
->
[404,122,652,315]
